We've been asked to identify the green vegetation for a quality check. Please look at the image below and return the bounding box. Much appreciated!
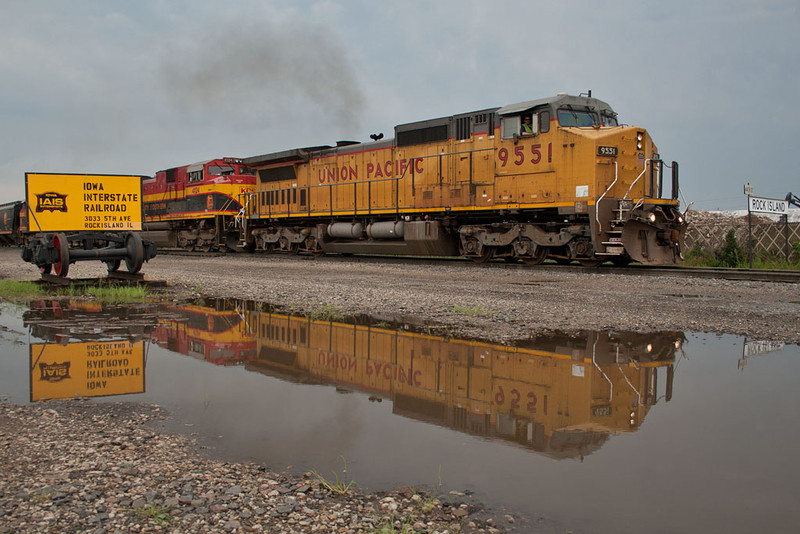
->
[0,280,46,298]
[131,504,172,525]
[308,303,347,322]
[372,516,418,534]
[311,457,356,495]
[0,279,153,303]
[684,231,800,270]
[57,284,150,303]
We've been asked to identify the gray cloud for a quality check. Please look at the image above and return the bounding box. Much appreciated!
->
[159,19,364,131]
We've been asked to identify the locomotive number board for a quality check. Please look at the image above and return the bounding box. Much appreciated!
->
[597,146,618,156]
[25,173,144,232]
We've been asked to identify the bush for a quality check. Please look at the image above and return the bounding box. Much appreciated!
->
[716,230,742,267]
[683,245,718,267]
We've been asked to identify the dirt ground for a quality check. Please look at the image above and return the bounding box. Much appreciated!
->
[1,247,798,344]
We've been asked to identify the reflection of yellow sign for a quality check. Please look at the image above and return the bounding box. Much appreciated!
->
[25,173,144,232]
[30,341,145,401]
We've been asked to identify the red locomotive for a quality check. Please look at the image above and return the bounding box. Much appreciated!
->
[141,158,256,251]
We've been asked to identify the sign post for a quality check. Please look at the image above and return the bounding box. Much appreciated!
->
[744,184,753,268]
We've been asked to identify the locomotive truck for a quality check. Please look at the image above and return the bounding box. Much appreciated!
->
[239,92,686,266]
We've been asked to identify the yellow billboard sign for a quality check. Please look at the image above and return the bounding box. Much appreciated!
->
[29,340,145,401]
[25,173,144,232]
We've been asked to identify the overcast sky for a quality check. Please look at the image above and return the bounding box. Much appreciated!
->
[1,0,797,211]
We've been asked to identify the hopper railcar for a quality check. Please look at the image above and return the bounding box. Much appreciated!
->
[239,93,686,265]
[0,200,27,246]
[142,158,257,251]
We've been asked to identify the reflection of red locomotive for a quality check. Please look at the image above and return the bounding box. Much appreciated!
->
[142,158,257,251]
[150,301,257,365]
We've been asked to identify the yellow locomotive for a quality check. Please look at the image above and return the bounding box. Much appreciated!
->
[241,93,685,265]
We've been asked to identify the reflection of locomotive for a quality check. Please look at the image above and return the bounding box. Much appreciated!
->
[233,306,683,458]
[142,158,257,251]
[150,301,257,365]
[0,200,27,246]
[240,93,685,265]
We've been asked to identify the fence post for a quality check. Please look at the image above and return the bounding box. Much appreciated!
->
[785,214,790,262]
[748,206,753,268]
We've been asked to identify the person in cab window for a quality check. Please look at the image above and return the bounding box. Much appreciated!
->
[521,115,534,135]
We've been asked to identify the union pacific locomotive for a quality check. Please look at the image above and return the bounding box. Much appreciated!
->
[239,93,686,265]
[141,158,256,251]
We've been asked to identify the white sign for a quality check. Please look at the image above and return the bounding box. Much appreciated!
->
[749,196,789,215]
[744,340,785,357]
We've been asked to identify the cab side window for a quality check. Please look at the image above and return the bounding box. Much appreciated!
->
[539,110,550,133]
[501,116,521,139]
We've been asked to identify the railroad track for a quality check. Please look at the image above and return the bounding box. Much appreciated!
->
[157,248,800,284]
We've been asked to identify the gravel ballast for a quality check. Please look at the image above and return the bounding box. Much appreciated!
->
[1,247,797,344]
[1,247,798,533]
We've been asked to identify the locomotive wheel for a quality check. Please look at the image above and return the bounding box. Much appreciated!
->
[52,233,70,277]
[578,258,603,268]
[522,245,548,266]
[471,247,494,263]
[106,259,121,273]
[40,264,52,275]
[461,237,494,263]
[125,232,145,274]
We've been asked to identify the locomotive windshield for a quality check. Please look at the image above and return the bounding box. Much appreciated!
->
[557,108,619,127]
[557,109,597,127]
[601,113,618,126]
[208,164,236,176]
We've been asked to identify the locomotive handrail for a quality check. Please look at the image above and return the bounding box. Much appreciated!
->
[595,158,654,232]
[617,362,641,401]
[591,339,613,402]
[623,159,653,201]
[595,161,619,233]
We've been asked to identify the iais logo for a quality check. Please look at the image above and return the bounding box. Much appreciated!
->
[38,361,71,382]
[35,192,67,213]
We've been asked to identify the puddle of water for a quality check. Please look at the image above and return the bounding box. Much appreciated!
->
[1,299,799,533]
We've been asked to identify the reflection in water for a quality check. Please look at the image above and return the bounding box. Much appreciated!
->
[151,299,684,459]
[24,299,155,402]
[21,298,684,459]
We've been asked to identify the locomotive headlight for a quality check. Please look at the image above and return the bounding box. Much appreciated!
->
[646,344,653,353]
[648,213,657,223]
[678,215,684,224]
[636,131,644,150]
